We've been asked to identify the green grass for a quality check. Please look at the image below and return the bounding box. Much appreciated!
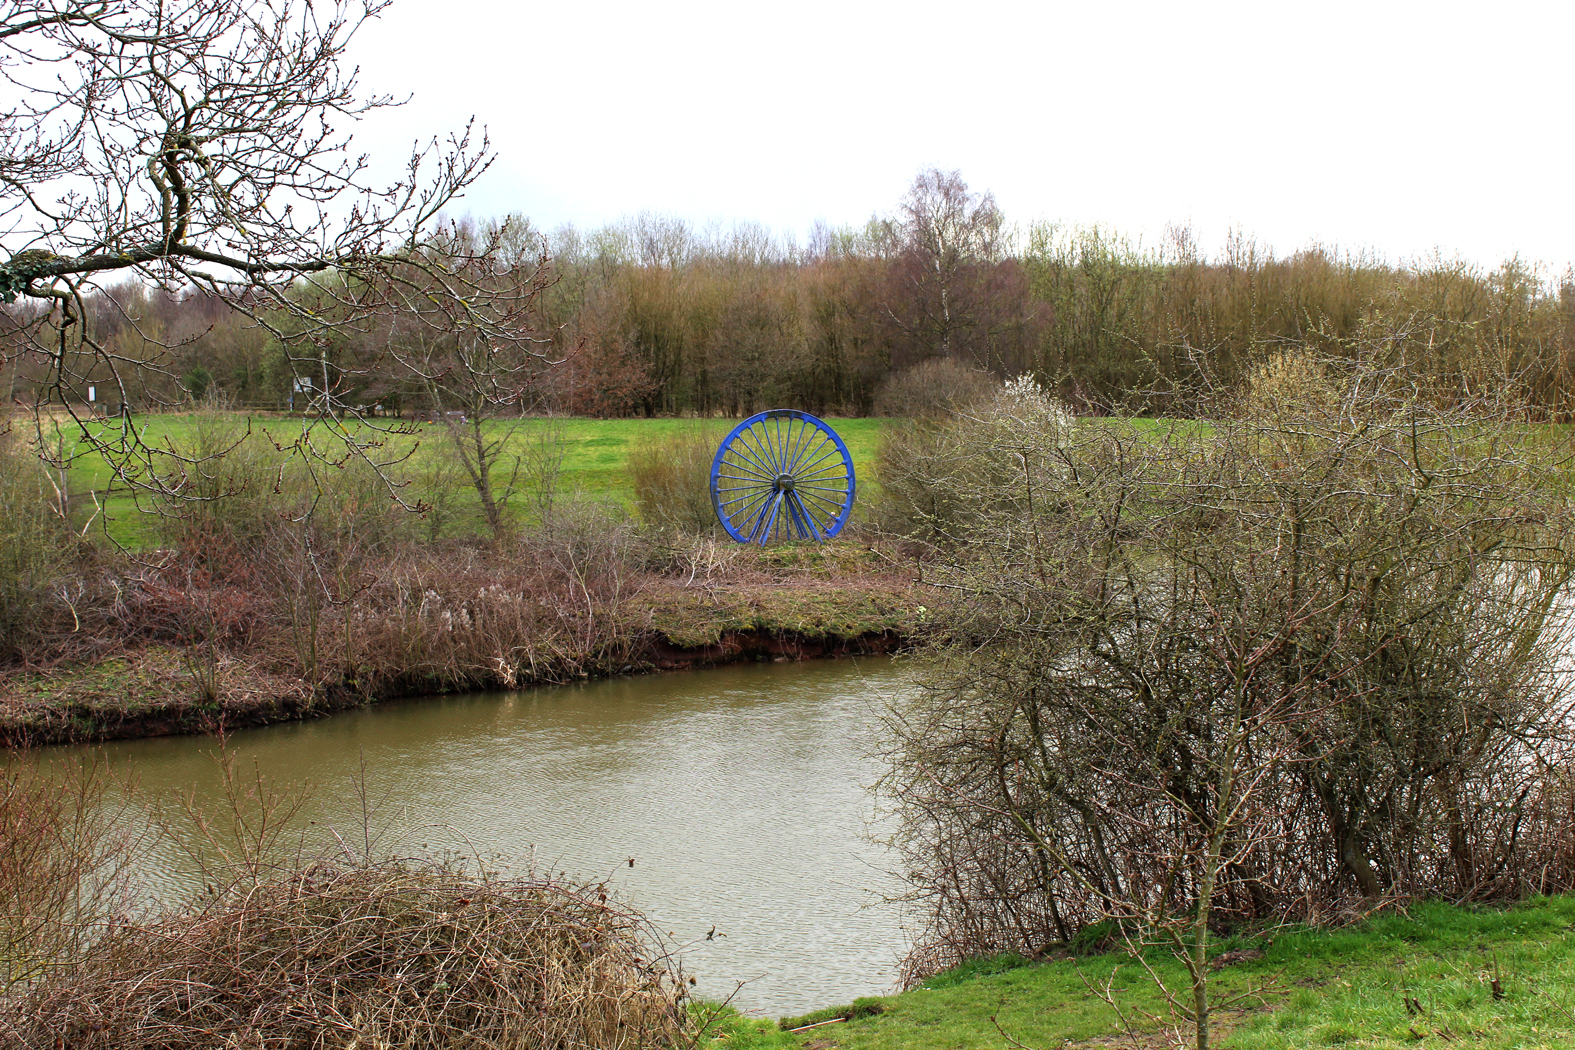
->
[39,413,897,548]
[692,896,1575,1050]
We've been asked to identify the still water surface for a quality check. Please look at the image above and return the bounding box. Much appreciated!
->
[93,657,912,1018]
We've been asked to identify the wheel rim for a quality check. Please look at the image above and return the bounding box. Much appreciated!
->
[710,410,856,544]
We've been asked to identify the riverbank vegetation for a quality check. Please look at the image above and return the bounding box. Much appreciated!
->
[16,857,687,1049]
[875,351,1575,1048]
[11,391,901,745]
[0,406,911,745]
[0,747,691,1048]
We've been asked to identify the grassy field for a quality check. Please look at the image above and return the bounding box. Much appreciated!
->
[697,896,1575,1050]
[39,413,897,547]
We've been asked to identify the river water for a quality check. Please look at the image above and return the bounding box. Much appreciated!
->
[90,657,913,1018]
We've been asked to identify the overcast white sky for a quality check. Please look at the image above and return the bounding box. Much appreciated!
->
[348,0,1573,272]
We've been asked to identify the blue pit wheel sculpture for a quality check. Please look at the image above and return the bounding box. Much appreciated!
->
[710,410,856,544]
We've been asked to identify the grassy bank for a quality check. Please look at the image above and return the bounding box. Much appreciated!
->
[699,896,1575,1050]
[0,539,922,745]
[1,412,915,745]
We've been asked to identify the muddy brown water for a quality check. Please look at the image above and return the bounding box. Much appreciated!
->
[88,656,913,1018]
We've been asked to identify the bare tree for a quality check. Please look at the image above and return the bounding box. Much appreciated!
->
[884,168,1028,372]
[0,0,544,507]
[379,224,560,541]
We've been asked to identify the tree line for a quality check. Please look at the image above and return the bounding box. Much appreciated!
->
[7,169,1572,421]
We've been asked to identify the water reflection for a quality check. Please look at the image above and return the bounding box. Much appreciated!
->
[93,657,912,1017]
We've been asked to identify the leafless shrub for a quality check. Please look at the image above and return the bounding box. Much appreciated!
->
[884,349,1575,1017]
[628,426,723,535]
[0,752,144,994]
[0,428,75,657]
[873,356,999,420]
[873,375,1074,544]
[8,857,688,1050]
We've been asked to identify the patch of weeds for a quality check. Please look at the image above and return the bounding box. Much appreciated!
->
[1068,918,1120,956]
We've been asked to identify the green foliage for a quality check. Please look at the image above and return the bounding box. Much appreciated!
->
[181,365,213,401]
[689,1003,800,1050]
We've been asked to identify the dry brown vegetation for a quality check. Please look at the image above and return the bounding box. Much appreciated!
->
[7,859,687,1050]
[879,356,1575,995]
[0,413,916,744]
[0,753,144,994]
[12,171,1569,429]
[0,741,693,1049]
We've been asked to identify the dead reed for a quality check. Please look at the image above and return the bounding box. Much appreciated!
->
[8,858,688,1049]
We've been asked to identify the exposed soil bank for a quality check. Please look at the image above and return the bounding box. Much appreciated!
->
[640,625,905,671]
[0,573,922,746]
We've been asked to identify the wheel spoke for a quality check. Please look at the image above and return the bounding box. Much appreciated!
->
[731,434,777,478]
[760,419,784,474]
[764,417,779,474]
[786,431,828,474]
[791,444,842,479]
[718,475,771,492]
[800,484,849,503]
[796,453,846,475]
[724,484,774,516]
[789,491,824,540]
[719,487,770,511]
[783,489,810,539]
[743,425,781,475]
[718,466,774,484]
[773,415,790,472]
[722,447,776,478]
[733,501,772,541]
[719,461,774,481]
[752,492,784,544]
[800,491,848,517]
[787,417,814,473]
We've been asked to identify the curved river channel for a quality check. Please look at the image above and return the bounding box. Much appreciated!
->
[89,657,914,1018]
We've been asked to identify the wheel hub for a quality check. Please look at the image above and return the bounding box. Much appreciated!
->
[775,473,796,492]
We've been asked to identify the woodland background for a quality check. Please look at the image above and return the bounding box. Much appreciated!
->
[7,172,1571,422]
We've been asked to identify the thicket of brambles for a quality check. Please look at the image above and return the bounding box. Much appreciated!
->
[5,169,1571,422]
